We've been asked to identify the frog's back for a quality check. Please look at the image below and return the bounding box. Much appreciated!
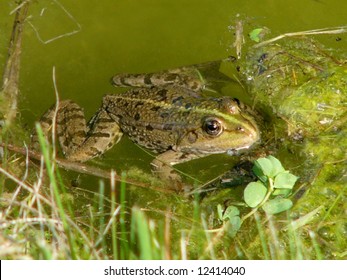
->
[103,86,204,152]
[103,85,259,155]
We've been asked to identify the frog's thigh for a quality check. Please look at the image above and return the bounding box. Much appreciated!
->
[56,100,88,156]
[67,108,123,161]
[31,100,86,153]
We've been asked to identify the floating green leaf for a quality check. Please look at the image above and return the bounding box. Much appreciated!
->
[244,181,267,208]
[267,155,285,176]
[222,206,240,221]
[253,156,287,180]
[262,198,293,214]
[272,188,292,197]
[218,205,240,222]
[274,172,298,189]
[227,216,241,238]
[249,28,264,42]
[253,157,272,181]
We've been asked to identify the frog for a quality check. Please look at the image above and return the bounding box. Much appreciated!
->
[32,62,260,190]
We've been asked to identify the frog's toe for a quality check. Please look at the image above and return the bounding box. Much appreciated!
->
[151,160,185,192]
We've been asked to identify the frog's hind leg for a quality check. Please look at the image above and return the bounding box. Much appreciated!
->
[55,100,88,158]
[31,100,85,154]
[61,103,123,162]
[69,107,123,162]
[111,68,205,92]
[32,100,122,162]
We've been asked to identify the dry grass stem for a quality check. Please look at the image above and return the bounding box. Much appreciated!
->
[253,26,347,48]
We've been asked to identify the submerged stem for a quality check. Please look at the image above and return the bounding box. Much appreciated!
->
[1,1,29,127]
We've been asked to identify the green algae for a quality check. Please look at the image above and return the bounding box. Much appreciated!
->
[228,37,347,259]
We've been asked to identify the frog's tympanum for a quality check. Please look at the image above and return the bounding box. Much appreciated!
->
[32,64,260,189]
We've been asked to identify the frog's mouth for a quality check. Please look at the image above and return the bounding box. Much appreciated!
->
[226,146,251,156]
[180,143,256,156]
[197,134,260,155]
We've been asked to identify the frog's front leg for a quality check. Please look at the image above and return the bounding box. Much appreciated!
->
[151,150,202,191]
[66,104,123,161]
[32,100,123,162]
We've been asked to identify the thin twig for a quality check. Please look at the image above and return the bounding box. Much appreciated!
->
[0,143,174,194]
[9,0,30,15]
[51,66,60,162]
[253,26,347,48]
[233,19,244,59]
[0,217,63,229]
[1,1,30,125]
[94,206,121,247]
[0,166,103,258]
[26,0,81,44]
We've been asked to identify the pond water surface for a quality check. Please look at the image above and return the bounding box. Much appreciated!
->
[0,0,346,259]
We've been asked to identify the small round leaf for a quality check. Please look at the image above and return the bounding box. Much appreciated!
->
[249,28,264,42]
[222,206,240,221]
[273,188,292,197]
[274,172,298,189]
[262,198,293,214]
[252,165,268,183]
[227,216,241,238]
[244,181,267,208]
[252,159,269,183]
[267,155,285,177]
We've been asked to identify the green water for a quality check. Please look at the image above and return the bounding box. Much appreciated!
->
[1,0,346,185]
[1,0,346,259]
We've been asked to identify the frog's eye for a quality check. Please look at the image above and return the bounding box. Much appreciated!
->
[233,98,241,105]
[229,98,242,114]
[203,117,223,136]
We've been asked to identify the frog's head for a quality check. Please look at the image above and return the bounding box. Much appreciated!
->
[178,98,260,155]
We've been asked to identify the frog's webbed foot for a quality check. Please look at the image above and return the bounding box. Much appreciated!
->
[151,150,200,192]
[151,157,184,192]
[31,100,122,162]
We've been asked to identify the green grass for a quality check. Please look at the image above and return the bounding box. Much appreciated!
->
[1,0,346,260]
[0,166,345,260]
[0,121,345,260]
[0,37,345,260]
[0,158,340,261]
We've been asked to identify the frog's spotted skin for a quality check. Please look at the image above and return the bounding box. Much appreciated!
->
[31,100,123,162]
[33,64,260,189]
[111,66,204,92]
